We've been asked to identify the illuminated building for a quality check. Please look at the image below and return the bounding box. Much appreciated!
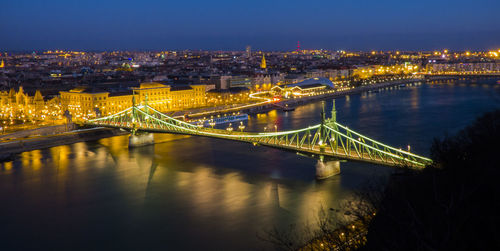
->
[217,74,280,91]
[430,62,500,73]
[168,85,206,110]
[252,74,273,91]
[0,87,59,122]
[261,54,267,69]
[207,88,251,106]
[352,64,420,79]
[271,78,335,98]
[60,82,207,120]
[60,87,110,120]
[134,83,206,111]
[352,65,376,79]
[229,76,252,88]
[246,45,251,58]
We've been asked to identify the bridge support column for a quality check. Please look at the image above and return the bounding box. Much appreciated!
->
[129,133,154,147]
[315,159,340,179]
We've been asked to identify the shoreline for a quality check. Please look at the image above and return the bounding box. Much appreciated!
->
[0,77,439,160]
[245,78,423,114]
[0,128,128,161]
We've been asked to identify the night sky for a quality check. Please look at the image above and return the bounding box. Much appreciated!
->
[1,0,499,51]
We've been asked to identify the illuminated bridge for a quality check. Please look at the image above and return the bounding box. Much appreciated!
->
[86,99,432,172]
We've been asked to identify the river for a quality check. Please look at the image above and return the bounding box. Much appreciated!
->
[0,78,498,250]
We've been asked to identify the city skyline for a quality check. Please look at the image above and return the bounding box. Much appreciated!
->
[0,1,499,250]
[2,0,499,51]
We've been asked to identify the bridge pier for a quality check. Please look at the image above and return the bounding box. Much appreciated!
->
[315,159,340,179]
[129,133,154,147]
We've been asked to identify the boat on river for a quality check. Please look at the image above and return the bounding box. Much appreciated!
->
[189,113,249,127]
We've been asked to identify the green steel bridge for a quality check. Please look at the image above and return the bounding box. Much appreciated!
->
[86,100,432,169]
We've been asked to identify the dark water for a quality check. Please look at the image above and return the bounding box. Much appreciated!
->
[1,79,499,250]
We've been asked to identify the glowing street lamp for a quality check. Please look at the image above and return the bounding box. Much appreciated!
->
[226,123,233,132]
[238,121,245,132]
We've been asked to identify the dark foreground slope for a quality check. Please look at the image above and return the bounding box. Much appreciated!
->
[363,110,500,250]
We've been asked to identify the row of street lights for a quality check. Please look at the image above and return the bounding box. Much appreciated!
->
[225,122,247,132]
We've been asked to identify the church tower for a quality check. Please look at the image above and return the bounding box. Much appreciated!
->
[260,54,267,69]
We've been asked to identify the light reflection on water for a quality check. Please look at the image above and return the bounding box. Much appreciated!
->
[0,79,499,250]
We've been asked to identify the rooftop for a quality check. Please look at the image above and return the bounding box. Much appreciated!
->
[138,82,169,89]
[68,86,108,94]
[286,77,335,88]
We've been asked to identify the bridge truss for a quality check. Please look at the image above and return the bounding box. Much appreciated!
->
[87,102,432,168]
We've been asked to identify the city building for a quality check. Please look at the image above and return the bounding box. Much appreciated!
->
[245,46,251,58]
[271,77,335,98]
[0,86,61,122]
[430,62,500,73]
[60,82,207,120]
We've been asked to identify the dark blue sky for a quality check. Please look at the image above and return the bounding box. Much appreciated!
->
[1,0,499,51]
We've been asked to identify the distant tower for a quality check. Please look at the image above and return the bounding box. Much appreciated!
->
[260,54,267,69]
[296,41,301,52]
[245,45,251,58]
[0,60,4,68]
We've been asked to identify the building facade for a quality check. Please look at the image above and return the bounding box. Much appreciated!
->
[60,82,207,120]
[0,87,53,121]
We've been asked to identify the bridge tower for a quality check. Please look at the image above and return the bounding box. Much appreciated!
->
[331,99,336,123]
[129,94,155,148]
[316,100,341,179]
[144,94,149,114]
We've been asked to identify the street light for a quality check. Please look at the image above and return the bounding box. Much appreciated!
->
[226,123,233,132]
[238,122,245,132]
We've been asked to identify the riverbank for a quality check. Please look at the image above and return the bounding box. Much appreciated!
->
[0,127,128,161]
[422,74,500,82]
[0,123,76,142]
[246,78,423,114]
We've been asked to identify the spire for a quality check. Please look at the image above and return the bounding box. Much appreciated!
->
[260,54,267,69]
[331,99,337,123]
[0,60,4,68]
[34,90,43,101]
